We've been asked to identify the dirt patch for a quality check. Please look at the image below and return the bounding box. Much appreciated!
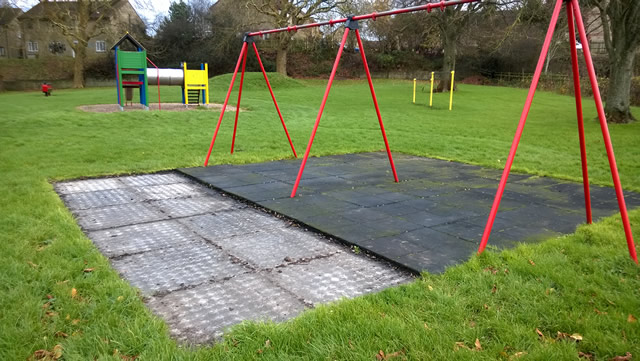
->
[77,103,242,113]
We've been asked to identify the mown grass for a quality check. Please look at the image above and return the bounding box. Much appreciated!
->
[0,73,638,360]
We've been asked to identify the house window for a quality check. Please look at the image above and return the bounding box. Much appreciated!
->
[95,40,106,53]
[0,47,5,56]
[28,41,39,53]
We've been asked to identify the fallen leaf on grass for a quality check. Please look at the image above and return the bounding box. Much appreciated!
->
[42,302,51,310]
[376,349,405,359]
[454,342,472,351]
[27,261,39,269]
[578,352,594,360]
[265,339,271,348]
[348,339,354,349]
[475,338,482,351]
[257,349,263,354]
[29,345,63,360]
[609,352,632,361]
[594,308,607,315]
[528,259,536,266]
[45,311,57,317]
[491,285,497,294]
[54,331,68,338]
[483,267,498,274]
[556,332,582,342]
[424,323,430,329]
[83,268,95,273]
[628,314,637,323]
[428,285,433,291]
[72,319,80,325]
[511,351,527,359]
[52,345,62,359]
[535,328,545,340]
[46,294,54,299]
[119,355,138,361]
[484,304,489,310]
[71,288,77,299]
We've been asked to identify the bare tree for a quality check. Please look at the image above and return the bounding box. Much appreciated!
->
[246,0,346,75]
[43,0,145,88]
[43,1,111,88]
[583,0,640,123]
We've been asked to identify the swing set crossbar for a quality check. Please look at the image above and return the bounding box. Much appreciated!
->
[246,0,477,38]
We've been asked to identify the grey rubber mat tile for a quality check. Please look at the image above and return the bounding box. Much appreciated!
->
[57,171,413,345]
[56,178,125,194]
[271,252,411,305]
[120,173,188,187]
[87,220,196,257]
[111,240,248,296]
[135,182,207,201]
[61,188,140,210]
[217,227,342,269]
[146,272,306,344]
[180,209,282,242]
[149,196,239,218]
[75,202,166,231]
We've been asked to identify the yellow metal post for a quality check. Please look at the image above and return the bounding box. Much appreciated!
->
[412,78,416,103]
[204,63,209,105]
[183,62,189,105]
[449,70,455,111]
[429,72,434,107]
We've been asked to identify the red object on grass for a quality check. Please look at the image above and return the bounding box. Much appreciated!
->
[41,83,52,96]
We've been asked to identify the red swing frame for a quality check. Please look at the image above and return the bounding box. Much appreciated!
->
[203,0,637,263]
[203,0,478,190]
[478,0,637,263]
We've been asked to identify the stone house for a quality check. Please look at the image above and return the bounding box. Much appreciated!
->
[17,0,144,59]
[0,7,24,58]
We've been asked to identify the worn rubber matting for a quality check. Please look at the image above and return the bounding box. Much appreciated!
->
[56,173,412,344]
[180,152,640,273]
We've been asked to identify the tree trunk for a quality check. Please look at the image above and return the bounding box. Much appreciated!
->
[438,30,457,92]
[73,45,86,88]
[276,48,287,75]
[605,51,636,123]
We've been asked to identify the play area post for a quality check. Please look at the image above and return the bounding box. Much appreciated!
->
[429,72,434,107]
[449,71,455,110]
[477,0,637,263]
[413,78,416,104]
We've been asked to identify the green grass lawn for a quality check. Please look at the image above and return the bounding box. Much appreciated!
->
[0,74,638,360]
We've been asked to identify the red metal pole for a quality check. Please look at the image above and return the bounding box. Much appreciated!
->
[146,57,162,111]
[571,0,637,263]
[204,42,247,166]
[355,29,398,183]
[252,42,298,158]
[566,4,592,224]
[290,28,350,197]
[477,0,564,254]
[231,47,248,154]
